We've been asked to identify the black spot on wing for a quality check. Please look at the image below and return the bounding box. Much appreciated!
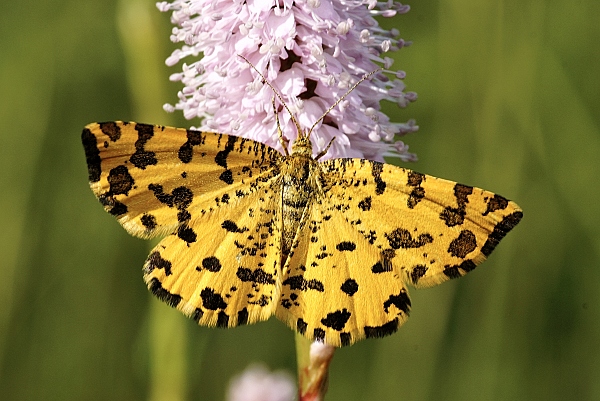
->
[147,184,172,206]
[336,241,356,251]
[363,230,377,245]
[219,170,234,184]
[371,258,393,273]
[454,184,473,204]
[341,279,359,296]
[177,210,191,223]
[177,224,197,243]
[200,288,228,310]
[236,267,276,285]
[443,265,461,279]
[217,311,229,328]
[440,184,473,227]
[172,187,194,209]
[283,275,324,292]
[297,318,308,335]
[364,318,399,339]
[178,130,204,163]
[370,161,387,195]
[483,194,509,216]
[148,184,194,210]
[99,121,122,142]
[130,123,158,169]
[280,298,293,309]
[381,248,396,260]
[448,230,477,258]
[410,265,428,285]
[357,196,372,211]
[407,187,425,209]
[407,171,424,186]
[443,259,477,279]
[140,214,157,230]
[107,165,134,196]
[192,308,203,322]
[383,289,411,314]
[440,207,465,227]
[222,220,248,233]
[385,228,433,249]
[278,295,291,307]
[145,251,173,276]
[148,277,181,307]
[201,256,222,272]
[248,294,270,307]
[215,135,237,168]
[237,308,249,325]
[313,328,325,342]
[340,332,352,347]
[81,128,101,183]
[321,309,351,331]
[481,211,523,256]
[98,195,128,216]
[406,171,425,209]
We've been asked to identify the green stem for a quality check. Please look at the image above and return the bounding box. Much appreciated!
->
[116,1,187,400]
[295,333,335,401]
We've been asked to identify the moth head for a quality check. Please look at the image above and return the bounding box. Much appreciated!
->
[291,134,313,157]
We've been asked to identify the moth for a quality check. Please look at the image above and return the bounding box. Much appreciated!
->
[82,70,522,347]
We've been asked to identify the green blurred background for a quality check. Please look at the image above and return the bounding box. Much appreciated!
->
[1,0,599,400]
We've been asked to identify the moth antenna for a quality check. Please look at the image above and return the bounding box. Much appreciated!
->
[238,55,304,140]
[308,69,382,139]
[272,96,289,156]
[315,137,336,160]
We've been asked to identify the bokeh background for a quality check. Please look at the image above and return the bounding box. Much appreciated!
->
[2,0,599,400]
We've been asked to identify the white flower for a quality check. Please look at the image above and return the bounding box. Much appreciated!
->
[226,364,296,401]
[158,0,418,162]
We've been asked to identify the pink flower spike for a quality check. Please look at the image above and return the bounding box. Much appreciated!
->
[158,0,418,162]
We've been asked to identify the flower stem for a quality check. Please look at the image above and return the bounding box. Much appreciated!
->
[295,333,335,401]
[117,1,188,400]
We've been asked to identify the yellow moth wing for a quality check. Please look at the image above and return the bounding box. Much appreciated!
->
[142,174,284,328]
[320,158,522,289]
[276,205,410,347]
[82,121,282,239]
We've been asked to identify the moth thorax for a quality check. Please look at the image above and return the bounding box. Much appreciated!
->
[291,134,313,157]
[281,158,315,258]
